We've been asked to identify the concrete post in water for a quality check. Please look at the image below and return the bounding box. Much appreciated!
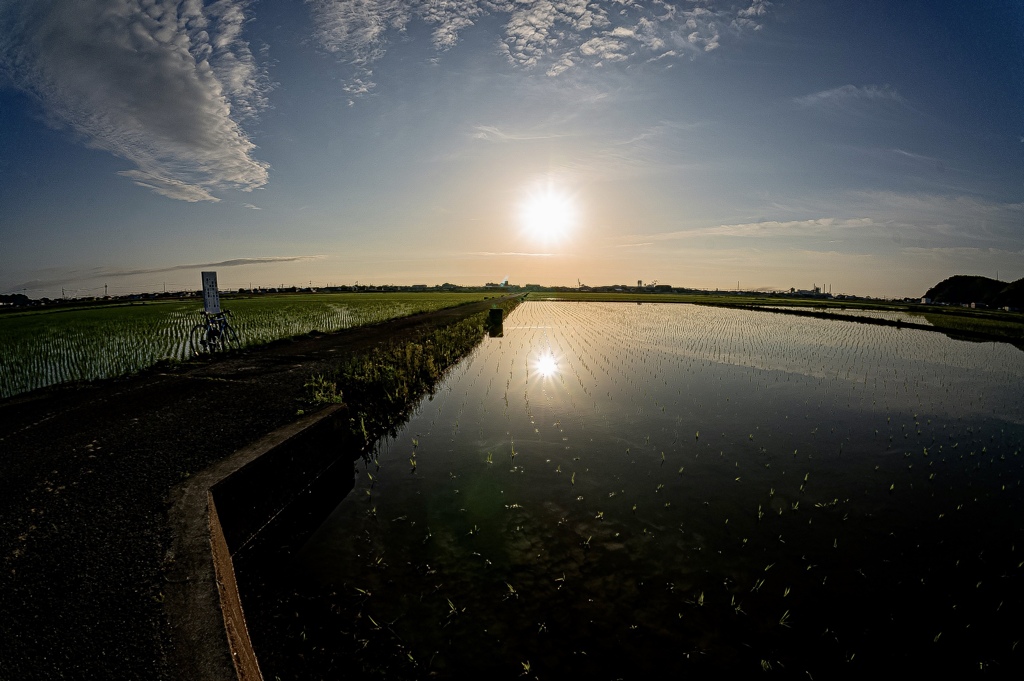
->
[488,305,503,337]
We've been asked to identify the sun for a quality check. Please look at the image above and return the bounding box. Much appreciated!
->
[519,184,578,244]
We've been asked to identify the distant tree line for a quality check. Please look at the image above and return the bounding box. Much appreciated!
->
[0,294,31,307]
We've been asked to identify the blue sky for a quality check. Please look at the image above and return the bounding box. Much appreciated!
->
[1,0,1022,299]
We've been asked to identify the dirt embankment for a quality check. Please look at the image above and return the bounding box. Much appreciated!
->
[0,297,510,681]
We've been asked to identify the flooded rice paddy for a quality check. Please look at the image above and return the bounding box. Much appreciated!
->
[242,302,1024,678]
[760,305,936,326]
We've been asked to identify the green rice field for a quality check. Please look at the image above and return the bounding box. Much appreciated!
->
[0,293,492,399]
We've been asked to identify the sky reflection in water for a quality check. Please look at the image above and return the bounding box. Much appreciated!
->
[278,302,1024,676]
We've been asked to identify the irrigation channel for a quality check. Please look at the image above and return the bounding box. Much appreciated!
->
[235,302,1024,678]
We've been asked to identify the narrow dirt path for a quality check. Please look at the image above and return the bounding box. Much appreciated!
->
[0,297,509,680]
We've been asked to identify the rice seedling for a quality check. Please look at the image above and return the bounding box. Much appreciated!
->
[1,292,492,398]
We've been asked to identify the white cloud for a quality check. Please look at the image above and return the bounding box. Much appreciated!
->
[101,255,325,277]
[847,191,1024,242]
[306,1,775,94]
[551,119,708,180]
[3,256,324,292]
[498,0,613,68]
[795,84,904,108]
[421,1,484,50]
[546,52,577,77]
[901,246,1024,259]
[0,0,270,202]
[579,36,630,62]
[647,191,1024,253]
[471,125,565,142]
[892,148,940,163]
[243,203,261,210]
[470,251,554,257]
[307,0,412,63]
[640,217,877,241]
[733,0,771,30]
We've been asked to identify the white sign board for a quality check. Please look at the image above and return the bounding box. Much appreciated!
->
[201,271,221,314]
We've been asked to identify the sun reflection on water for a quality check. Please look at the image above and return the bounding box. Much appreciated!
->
[534,351,559,378]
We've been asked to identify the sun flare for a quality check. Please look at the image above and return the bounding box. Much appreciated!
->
[519,184,577,244]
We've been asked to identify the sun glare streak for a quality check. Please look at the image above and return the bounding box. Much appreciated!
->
[519,182,578,245]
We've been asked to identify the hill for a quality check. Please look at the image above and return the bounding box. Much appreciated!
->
[924,275,1024,308]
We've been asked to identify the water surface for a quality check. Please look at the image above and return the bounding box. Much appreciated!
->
[249,302,1024,678]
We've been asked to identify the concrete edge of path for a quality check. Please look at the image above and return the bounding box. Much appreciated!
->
[163,403,347,681]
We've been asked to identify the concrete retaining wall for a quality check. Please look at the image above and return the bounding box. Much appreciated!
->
[168,403,360,681]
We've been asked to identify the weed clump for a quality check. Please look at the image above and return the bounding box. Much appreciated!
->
[304,374,344,404]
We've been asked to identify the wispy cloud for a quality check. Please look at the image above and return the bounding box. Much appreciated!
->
[470,125,566,142]
[243,203,262,210]
[3,256,323,293]
[794,84,903,108]
[889,148,960,175]
[638,218,877,241]
[108,256,324,277]
[307,1,775,96]
[901,246,1024,259]
[469,251,554,257]
[643,191,1024,252]
[847,191,1024,243]
[554,119,708,180]
[892,148,940,163]
[0,0,270,202]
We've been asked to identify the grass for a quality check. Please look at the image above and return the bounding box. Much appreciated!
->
[0,292,494,399]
